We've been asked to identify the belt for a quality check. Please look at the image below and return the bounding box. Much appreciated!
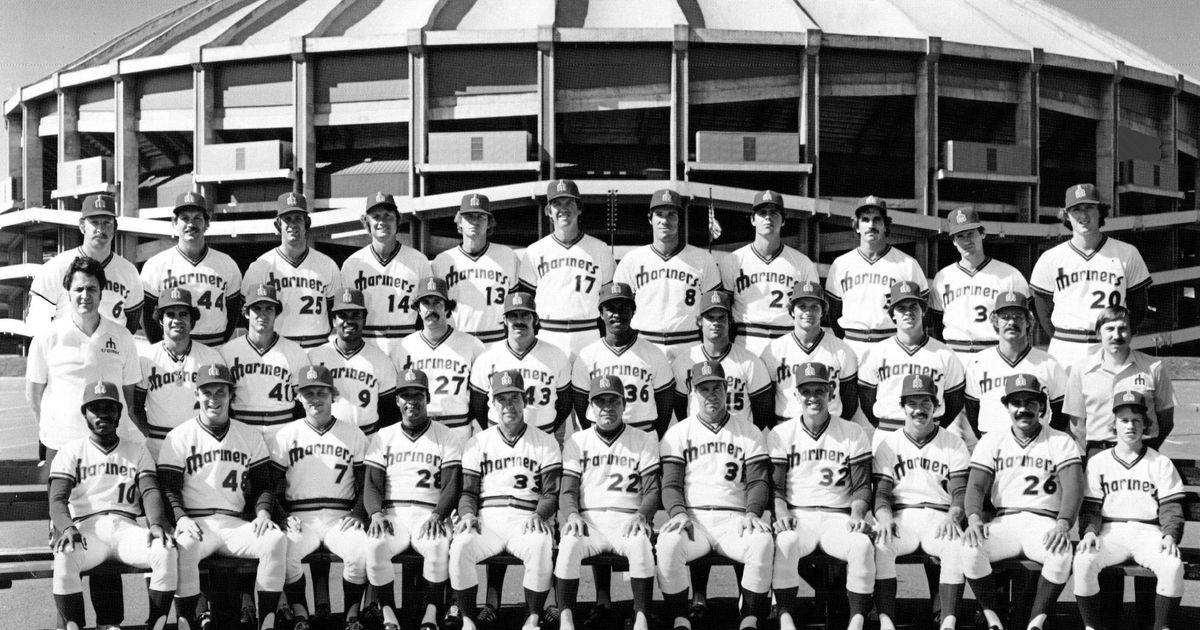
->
[944,339,999,352]
[842,327,896,343]
[1052,328,1100,344]
[639,330,699,345]
[540,318,600,333]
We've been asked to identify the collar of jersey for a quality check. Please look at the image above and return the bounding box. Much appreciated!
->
[336,340,365,359]
[506,338,538,360]
[698,412,730,434]
[78,247,115,268]
[420,327,454,349]
[800,415,831,440]
[595,423,626,447]
[276,246,310,268]
[176,245,210,267]
[1068,235,1109,261]
[247,334,279,356]
[1111,445,1147,470]
[650,242,686,262]
[402,419,431,441]
[196,417,231,441]
[791,329,825,353]
[602,333,638,355]
[88,436,121,455]
[751,242,785,265]
[306,417,337,436]
[498,423,528,447]
[552,232,585,249]
[164,341,193,363]
[1009,424,1042,448]
[903,426,938,449]
[370,241,402,266]
[702,344,731,363]
[996,343,1032,368]
[855,245,891,265]
[893,335,929,356]
[458,242,490,261]
[955,256,992,277]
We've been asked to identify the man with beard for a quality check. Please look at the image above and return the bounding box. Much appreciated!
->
[27,193,144,333]
[340,192,431,355]
[244,192,343,348]
[961,374,1084,630]
[308,289,399,436]
[141,191,243,345]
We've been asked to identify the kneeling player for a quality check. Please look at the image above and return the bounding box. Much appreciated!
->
[50,381,177,630]
[657,361,773,630]
[158,364,287,630]
[1074,391,1185,630]
[961,374,1083,630]
[873,375,969,630]
[555,375,660,630]
[770,363,874,630]
[363,368,462,630]
[272,365,371,628]
[450,370,561,630]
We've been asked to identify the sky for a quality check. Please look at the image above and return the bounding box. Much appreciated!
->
[1,0,1198,176]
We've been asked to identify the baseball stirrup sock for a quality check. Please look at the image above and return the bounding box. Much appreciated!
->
[456,586,479,619]
[175,594,202,628]
[967,575,1001,613]
[938,582,964,624]
[631,577,654,614]
[1028,575,1066,624]
[740,589,769,621]
[663,589,690,622]
[847,590,872,618]
[1076,593,1104,630]
[284,574,308,615]
[147,588,175,627]
[425,579,448,611]
[54,593,86,626]
[1153,594,1181,630]
[257,590,282,623]
[342,578,366,616]
[876,577,898,620]
[556,577,580,610]
[524,587,549,616]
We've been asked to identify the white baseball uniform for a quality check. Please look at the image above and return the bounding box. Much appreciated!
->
[243,247,343,348]
[824,246,928,357]
[571,337,674,432]
[340,243,431,353]
[27,247,144,329]
[469,339,572,433]
[673,344,771,425]
[432,243,521,343]
[964,346,1067,436]
[929,258,1028,353]
[613,244,721,359]
[137,340,224,456]
[308,341,398,435]
[762,330,859,422]
[722,243,819,355]
[519,232,615,358]
[394,328,485,442]
[140,246,243,345]
[219,334,309,437]
[858,336,966,431]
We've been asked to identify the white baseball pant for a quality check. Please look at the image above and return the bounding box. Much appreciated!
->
[1073,522,1183,598]
[366,505,451,584]
[554,510,654,580]
[53,515,177,594]
[176,514,287,597]
[961,512,1072,584]
[773,509,875,594]
[448,507,554,592]
[874,507,964,584]
[285,509,371,584]
[655,509,774,594]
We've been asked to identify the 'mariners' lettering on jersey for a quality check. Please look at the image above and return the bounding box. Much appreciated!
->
[353,270,415,292]
[161,269,230,292]
[146,366,196,390]
[633,266,702,288]
[874,359,944,382]
[75,460,136,481]
[893,455,950,480]
[535,256,600,276]
[1055,267,1124,290]
[578,450,639,471]
[406,357,470,374]
[266,272,328,292]
[735,270,792,292]
[1097,474,1157,495]
[681,438,744,462]
[184,446,252,475]
[479,454,539,475]
[840,272,896,292]
[941,284,1001,306]
[785,446,847,467]
[444,266,509,287]
[287,443,355,466]
[230,357,292,380]
[379,447,442,468]
[993,453,1053,472]
[329,366,380,389]
[588,364,653,383]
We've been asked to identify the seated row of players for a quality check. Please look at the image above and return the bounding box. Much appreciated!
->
[50,358,1186,630]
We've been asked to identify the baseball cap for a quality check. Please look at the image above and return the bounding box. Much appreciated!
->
[244,283,282,308]
[460,193,492,215]
[793,362,831,388]
[888,281,924,307]
[277,192,309,216]
[598,282,635,307]
[1064,183,1108,211]
[490,370,525,397]
[295,364,334,390]
[154,287,202,322]
[789,281,827,306]
[588,375,624,401]
[414,277,449,303]
[366,192,398,213]
[81,194,117,219]
[196,363,236,388]
[854,195,888,219]
[80,380,122,414]
[396,368,429,392]
[993,290,1030,313]
[503,291,537,315]
[690,360,726,389]
[650,189,683,211]
[752,190,785,212]
[699,289,732,314]
[173,191,210,216]
[1112,390,1149,414]
[547,179,581,203]
[1002,373,1043,398]
[331,289,368,313]
[899,374,937,401]
[945,207,983,236]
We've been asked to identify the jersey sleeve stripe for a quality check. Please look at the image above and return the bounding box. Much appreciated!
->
[1159,492,1187,504]
[848,453,872,465]
[158,464,185,473]
[1128,277,1153,292]
[969,462,995,474]
[48,472,76,482]
[745,453,770,465]
[661,455,685,465]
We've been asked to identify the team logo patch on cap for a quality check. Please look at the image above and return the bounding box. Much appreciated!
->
[95,197,107,210]
[406,370,418,380]
[258,286,269,296]
[514,295,524,305]
[208,365,220,376]
[185,193,197,203]
[711,293,721,304]
[1015,374,1027,387]
[557,181,567,192]
[1122,392,1136,402]
[1075,187,1086,199]
[662,191,672,202]
[343,290,352,302]
[1007,291,1016,301]
[470,195,481,207]
[287,193,298,206]
[307,367,318,380]
[94,382,107,395]
[427,279,437,289]
[955,212,967,224]
[501,373,513,386]
[701,364,713,376]
[376,192,387,203]
[602,376,615,388]
[172,288,182,299]
[901,284,912,294]
[911,376,922,388]
[805,365,816,376]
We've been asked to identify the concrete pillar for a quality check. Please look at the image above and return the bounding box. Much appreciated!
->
[408,29,427,201]
[113,76,139,217]
[672,24,689,182]
[538,25,554,180]
[21,103,43,209]
[7,113,22,180]
[804,30,822,198]
[912,38,940,270]
[1016,49,1042,223]
[1096,63,1119,214]
[193,63,216,200]
[57,88,80,209]
[293,53,316,200]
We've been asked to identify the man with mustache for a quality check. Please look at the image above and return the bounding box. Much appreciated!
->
[961,374,1084,630]
[1072,391,1184,630]
[27,193,144,333]
[824,196,928,361]
[134,287,223,458]
[141,191,243,345]
[308,289,400,436]
[1030,184,1151,371]
[872,374,969,630]
[963,291,1068,441]
[244,192,343,349]
[340,192,431,355]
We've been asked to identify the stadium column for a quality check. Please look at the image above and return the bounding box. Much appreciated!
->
[1016,49,1042,224]
[804,29,822,257]
[193,62,217,203]
[21,102,42,209]
[913,37,940,269]
[293,51,316,201]
[408,28,427,203]
[538,25,554,180]
[114,76,140,222]
[1097,62,1119,215]
[671,24,688,181]
[57,86,80,211]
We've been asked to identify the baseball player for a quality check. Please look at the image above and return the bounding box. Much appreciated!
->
[219,283,309,439]
[961,374,1084,630]
[469,291,572,441]
[340,192,431,355]
[1064,305,1176,455]
[450,370,561,630]
[308,289,399,436]
[857,281,966,433]
[157,363,287,630]
[1030,184,1151,370]
[613,189,722,361]
[657,360,773,630]
[140,191,243,345]
[672,289,773,429]
[824,196,928,359]
[872,374,969,630]
[133,287,224,458]
[49,381,176,630]
[26,193,144,333]
[518,179,615,358]
[721,190,819,355]
[570,282,674,436]
[1073,391,1185,630]
[27,256,143,469]
[363,368,462,630]
[271,365,371,629]
[431,194,521,344]
[243,192,343,348]
[555,375,659,630]
[762,281,859,424]
[392,277,486,443]
[963,291,1068,440]
[769,362,874,630]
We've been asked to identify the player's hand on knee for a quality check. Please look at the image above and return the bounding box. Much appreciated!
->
[417,513,446,540]
[339,513,366,532]
[962,517,988,547]
[620,513,652,538]
[147,523,176,548]
[54,526,87,553]
[1160,535,1179,558]
[523,514,550,534]
[286,515,303,533]
[176,516,203,542]
[1077,532,1099,553]
[662,513,693,540]
[773,515,797,533]
[873,515,897,547]
[368,512,394,538]
[1041,519,1071,555]
[456,514,481,535]
[739,512,771,536]
[846,515,871,534]
[935,512,964,541]
[562,514,588,538]
[253,510,280,537]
